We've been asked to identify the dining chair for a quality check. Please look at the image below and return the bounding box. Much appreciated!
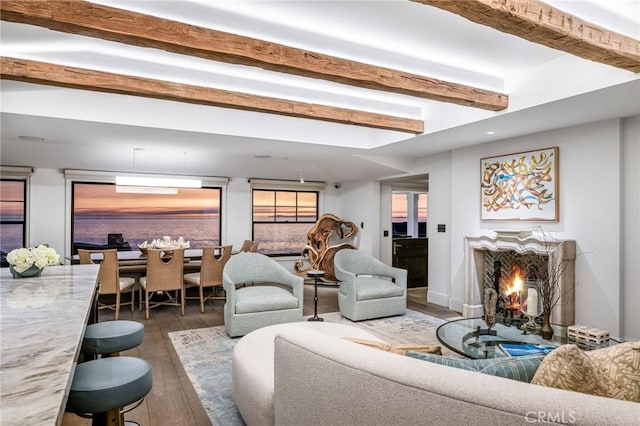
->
[78,249,136,320]
[240,240,259,253]
[139,248,185,320]
[184,245,232,313]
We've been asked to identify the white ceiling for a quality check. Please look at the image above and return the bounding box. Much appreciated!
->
[1,0,639,184]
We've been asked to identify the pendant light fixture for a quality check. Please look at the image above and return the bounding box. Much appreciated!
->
[115,148,201,193]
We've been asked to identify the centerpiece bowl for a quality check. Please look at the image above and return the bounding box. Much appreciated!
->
[9,265,44,278]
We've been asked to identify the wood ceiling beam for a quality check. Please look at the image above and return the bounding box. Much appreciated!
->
[0,0,508,111]
[0,57,424,134]
[413,0,640,73]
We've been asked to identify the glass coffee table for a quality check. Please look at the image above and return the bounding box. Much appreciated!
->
[436,318,617,359]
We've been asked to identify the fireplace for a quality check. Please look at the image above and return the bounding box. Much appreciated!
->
[463,230,576,326]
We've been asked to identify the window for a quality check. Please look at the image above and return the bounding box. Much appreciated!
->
[1,179,27,258]
[252,189,318,256]
[392,192,428,238]
[417,193,428,238]
[71,182,221,253]
[392,193,408,238]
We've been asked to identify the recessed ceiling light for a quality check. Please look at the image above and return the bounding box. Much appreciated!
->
[18,135,45,142]
[486,131,495,135]
[255,154,272,159]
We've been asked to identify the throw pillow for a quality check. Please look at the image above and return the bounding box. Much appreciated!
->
[406,351,545,383]
[586,341,640,402]
[344,337,442,356]
[531,344,628,400]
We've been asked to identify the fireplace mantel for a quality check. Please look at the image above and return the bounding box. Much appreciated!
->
[463,231,576,325]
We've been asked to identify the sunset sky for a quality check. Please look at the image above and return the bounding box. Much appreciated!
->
[73,183,219,215]
[392,193,428,222]
[252,190,317,221]
[0,180,25,218]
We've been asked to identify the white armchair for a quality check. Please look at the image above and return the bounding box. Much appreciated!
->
[334,249,407,321]
[223,252,304,337]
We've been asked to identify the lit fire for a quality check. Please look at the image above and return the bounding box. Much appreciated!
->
[503,265,524,310]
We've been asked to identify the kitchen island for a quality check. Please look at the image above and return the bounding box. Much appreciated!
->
[0,264,99,426]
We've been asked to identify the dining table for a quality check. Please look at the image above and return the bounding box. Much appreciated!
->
[68,248,205,274]
[68,248,204,263]
[68,248,241,277]
[118,249,204,274]
[0,264,100,426]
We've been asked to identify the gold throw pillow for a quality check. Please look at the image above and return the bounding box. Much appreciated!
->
[585,341,640,402]
[531,344,627,400]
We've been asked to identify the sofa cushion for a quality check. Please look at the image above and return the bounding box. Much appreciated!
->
[234,286,298,314]
[344,337,441,356]
[406,352,545,383]
[355,276,403,301]
[531,344,629,400]
[585,341,640,402]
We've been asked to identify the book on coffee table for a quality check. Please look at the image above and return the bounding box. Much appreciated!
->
[498,343,557,357]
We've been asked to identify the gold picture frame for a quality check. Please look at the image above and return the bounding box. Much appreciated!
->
[480,147,558,221]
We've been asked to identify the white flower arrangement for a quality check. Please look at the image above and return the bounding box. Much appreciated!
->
[6,245,60,273]
[138,236,190,251]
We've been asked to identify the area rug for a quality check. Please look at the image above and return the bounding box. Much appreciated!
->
[168,310,455,425]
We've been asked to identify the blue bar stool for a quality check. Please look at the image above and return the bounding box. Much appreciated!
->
[82,320,144,358]
[66,356,152,426]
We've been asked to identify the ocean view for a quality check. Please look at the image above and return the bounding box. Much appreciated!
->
[1,224,23,253]
[73,216,307,255]
[74,216,220,248]
[2,217,308,256]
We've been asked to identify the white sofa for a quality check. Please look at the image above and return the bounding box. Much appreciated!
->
[272,326,640,425]
[233,322,385,425]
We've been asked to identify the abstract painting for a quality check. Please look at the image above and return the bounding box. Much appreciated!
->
[480,147,558,221]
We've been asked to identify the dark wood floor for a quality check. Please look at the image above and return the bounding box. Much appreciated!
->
[62,284,459,426]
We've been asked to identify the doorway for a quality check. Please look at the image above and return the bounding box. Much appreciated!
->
[390,186,428,288]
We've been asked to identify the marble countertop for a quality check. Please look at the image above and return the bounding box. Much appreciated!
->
[0,264,99,426]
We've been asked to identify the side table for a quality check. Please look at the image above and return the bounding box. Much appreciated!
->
[307,270,325,321]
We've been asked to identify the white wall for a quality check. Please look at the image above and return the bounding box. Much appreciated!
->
[339,180,380,257]
[379,184,393,264]
[622,115,640,341]
[379,151,451,306]
[416,117,637,339]
[224,178,253,250]
[28,169,66,258]
[421,152,452,308]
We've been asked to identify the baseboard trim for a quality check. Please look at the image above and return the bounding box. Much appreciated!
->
[427,290,449,307]
[449,297,464,314]
[462,304,483,318]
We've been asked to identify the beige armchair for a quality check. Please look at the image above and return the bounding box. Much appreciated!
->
[334,249,407,321]
[223,252,303,337]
